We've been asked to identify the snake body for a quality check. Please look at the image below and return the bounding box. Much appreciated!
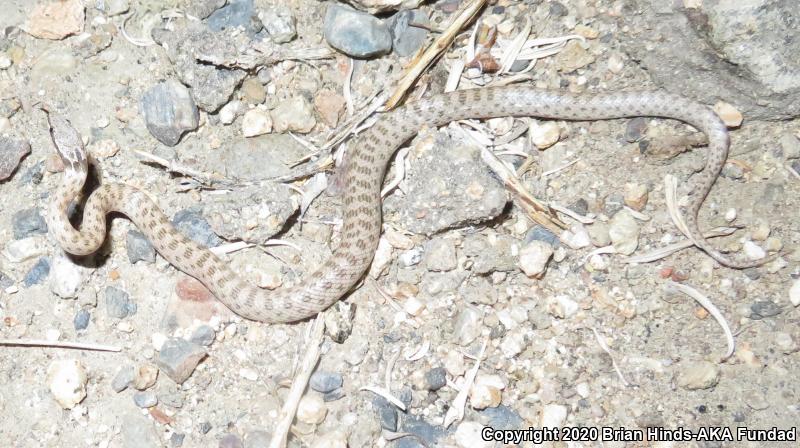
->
[46,87,753,323]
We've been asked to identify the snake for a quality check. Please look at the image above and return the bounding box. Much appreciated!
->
[45,87,766,324]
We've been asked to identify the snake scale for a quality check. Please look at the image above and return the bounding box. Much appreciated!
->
[46,87,762,323]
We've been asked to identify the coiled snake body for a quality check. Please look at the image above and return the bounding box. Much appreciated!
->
[46,87,754,323]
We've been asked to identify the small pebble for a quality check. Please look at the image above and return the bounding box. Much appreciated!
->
[105,286,137,318]
[750,300,782,319]
[133,391,158,408]
[310,371,344,393]
[50,256,84,299]
[779,131,800,160]
[453,307,483,346]
[126,230,156,264]
[239,368,259,381]
[23,257,50,286]
[623,183,648,211]
[750,219,770,241]
[323,4,392,58]
[790,279,800,307]
[540,404,568,427]
[12,208,48,239]
[403,296,426,316]
[140,80,199,146]
[424,367,447,391]
[713,101,743,128]
[609,211,640,255]
[271,96,316,133]
[241,108,272,137]
[112,365,135,393]
[296,394,327,424]
[156,338,207,384]
[48,359,88,409]
[724,208,737,222]
[312,430,348,448]
[73,309,90,330]
[742,241,766,261]
[190,325,216,346]
[677,361,720,390]
[529,121,560,149]
[133,364,159,390]
[518,240,553,278]
[219,434,244,448]
[259,5,297,43]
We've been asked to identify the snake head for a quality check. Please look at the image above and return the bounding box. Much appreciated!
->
[39,104,88,174]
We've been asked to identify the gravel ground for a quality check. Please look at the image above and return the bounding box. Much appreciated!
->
[0,1,798,447]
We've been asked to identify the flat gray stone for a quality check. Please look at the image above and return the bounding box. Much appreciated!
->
[140,80,199,146]
[156,337,207,384]
[324,4,392,58]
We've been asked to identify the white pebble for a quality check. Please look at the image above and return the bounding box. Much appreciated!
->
[368,238,393,278]
[724,208,737,222]
[607,53,624,73]
[403,296,426,316]
[455,422,493,448]
[312,430,348,448]
[529,121,560,149]
[0,117,10,131]
[713,101,743,128]
[540,404,568,428]
[469,383,502,409]
[50,256,85,299]
[297,394,327,424]
[551,295,579,319]
[239,368,259,381]
[518,240,553,278]
[742,241,766,261]
[560,225,592,249]
[576,382,590,398]
[151,333,167,351]
[48,359,88,409]
[219,100,243,125]
[790,279,800,307]
[45,328,61,341]
[609,211,640,255]
[499,331,525,358]
[242,108,272,137]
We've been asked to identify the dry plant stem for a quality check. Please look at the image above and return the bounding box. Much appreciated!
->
[663,281,735,361]
[479,147,566,233]
[268,317,325,448]
[590,328,632,387]
[0,339,121,352]
[443,339,487,428]
[385,0,488,109]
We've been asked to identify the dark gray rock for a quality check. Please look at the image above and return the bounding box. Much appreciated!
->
[309,371,343,393]
[549,1,569,17]
[424,367,446,391]
[105,286,137,318]
[170,432,185,447]
[259,5,296,43]
[189,325,216,346]
[524,225,559,247]
[388,9,429,57]
[156,337,207,384]
[207,0,260,35]
[73,309,90,331]
[324,4,392,58]
[322,387,345,402]
[0,271,14,289]
[398,415,448,448]
[23,258,50,286]
[0,137,31,181]
[126,230,156,264]
[12,208,47,239]
[479,404,524,430]
[625,117,648,143]
[620,0,800,120]
[140,80,199,146]
[172,209,222,247]
[603,193,625,216]
[20,160,44,185]
[750,300,782,319]
[133,391,158,408]
[112,365,135,393]
[372,396,398,431]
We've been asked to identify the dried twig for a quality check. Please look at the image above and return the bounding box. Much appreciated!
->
[443,339,487,428]
[135,149,234,188]
[381,148,410,198]
[385,0,488,109]
[360,386,407,411]
[268,317,325,448]
[0,339,121,352]
[623,227,738,264]
[589,328,632,387]
[663,281,735,361]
